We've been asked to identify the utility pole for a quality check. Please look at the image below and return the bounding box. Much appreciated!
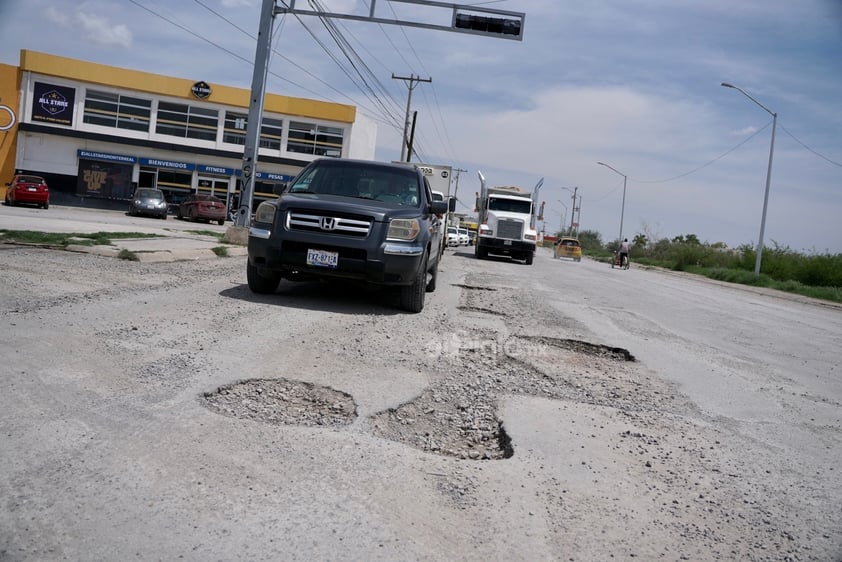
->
[233,0,276,228]
[568,186,578,234]
[452,167,468,201]
[392,73,431,162]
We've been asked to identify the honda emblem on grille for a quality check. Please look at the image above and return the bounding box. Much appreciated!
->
[320,217,337,231]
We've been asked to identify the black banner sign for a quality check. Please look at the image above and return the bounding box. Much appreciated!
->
[31,82,76,126]
[77,159,133,199]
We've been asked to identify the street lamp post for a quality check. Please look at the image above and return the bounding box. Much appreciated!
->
[597,162,627,243]
[556,200,568,236]
[721,82,777,277]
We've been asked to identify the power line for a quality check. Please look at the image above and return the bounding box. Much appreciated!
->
[779,123,842,168]
[629,121,772,183]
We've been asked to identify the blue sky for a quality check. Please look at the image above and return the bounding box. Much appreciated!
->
[2,0,840,252]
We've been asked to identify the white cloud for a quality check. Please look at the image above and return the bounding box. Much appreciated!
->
[76,11,132,48]
[42,6,132,48]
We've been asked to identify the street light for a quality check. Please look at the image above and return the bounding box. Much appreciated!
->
[597,162,627,243]
[556,200,568,235]
[721,82,777,277]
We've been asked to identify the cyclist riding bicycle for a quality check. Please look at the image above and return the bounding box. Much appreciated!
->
[618,238,630,268]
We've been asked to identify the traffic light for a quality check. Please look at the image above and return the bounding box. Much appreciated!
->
[454,12,523,39]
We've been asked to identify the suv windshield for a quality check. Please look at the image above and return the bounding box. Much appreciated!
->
[289,162,420,206]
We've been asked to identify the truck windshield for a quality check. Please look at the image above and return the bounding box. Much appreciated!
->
[488,198,531,214]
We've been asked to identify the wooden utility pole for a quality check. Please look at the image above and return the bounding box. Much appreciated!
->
[392,73,431,162]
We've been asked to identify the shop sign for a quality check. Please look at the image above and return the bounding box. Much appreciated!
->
[241,171,293,182]
[140,157,196,171]
[31,82,76,126]
[198,164,234,176]
[78,149,137,164]
[191,81,212,100]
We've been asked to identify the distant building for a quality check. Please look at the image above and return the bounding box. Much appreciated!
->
[0,50,376,210]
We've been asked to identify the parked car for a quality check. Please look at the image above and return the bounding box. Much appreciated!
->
[457,227,470,246]
[446,226,460,247]
[178,194,227,225]
[4,174,49,209]
[554,237,582,261]
[128,188,168,219]
[247,158,451,313]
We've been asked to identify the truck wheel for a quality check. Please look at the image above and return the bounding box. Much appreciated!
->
[475,244,488,260]
[525,252,534,265]
[400,252,427,313]
[247,261,281,294]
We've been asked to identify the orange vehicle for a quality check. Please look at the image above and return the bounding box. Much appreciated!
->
[554,237,582,261]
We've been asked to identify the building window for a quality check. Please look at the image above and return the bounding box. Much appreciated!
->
[223,111,247,145]
[83,90,151,132]
[287,121,344,157]
[156,101,218,141]
[222,112,283,151]
[260,117,283,151]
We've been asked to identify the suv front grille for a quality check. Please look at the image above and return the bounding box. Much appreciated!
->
[286,210,372,237]
[497,219,524,240]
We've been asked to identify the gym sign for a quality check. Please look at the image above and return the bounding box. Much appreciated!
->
[191,81,212,100]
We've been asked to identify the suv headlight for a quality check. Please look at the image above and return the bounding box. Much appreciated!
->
[255,202,277,224]
[387,218,420,241]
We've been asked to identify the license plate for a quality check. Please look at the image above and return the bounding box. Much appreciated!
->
[306,248,338,268]
[504,240,512,245]
[27,187,36,191]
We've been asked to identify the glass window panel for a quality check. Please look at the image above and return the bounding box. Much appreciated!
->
[223,111,248,145]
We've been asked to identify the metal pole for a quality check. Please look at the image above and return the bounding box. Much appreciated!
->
[619,175,627,242]
[721,83,777,277]
[597,162,627,243]
[557,200,567,236]
[755,112,777,276]
[235,0,276,228]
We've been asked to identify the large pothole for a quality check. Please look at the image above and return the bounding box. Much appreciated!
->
[199,336,635,462]
[201,378,357,427]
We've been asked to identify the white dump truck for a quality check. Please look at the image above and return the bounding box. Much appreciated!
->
[474,171,542,265]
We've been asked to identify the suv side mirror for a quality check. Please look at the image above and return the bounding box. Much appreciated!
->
[431,200,448,215]
[272,182,288,196]
[448,196,457,212]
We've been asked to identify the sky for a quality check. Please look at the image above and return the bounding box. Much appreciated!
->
[1,0,841,252]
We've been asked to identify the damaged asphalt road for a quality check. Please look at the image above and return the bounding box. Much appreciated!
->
[1,237,840,561]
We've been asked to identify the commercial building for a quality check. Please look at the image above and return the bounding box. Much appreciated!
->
[0,50,376,211]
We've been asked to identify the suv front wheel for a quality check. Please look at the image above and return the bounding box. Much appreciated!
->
[247,262,281,294]
[399,252,428,313]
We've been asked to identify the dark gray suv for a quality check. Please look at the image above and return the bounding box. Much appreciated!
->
[247,159,452,312]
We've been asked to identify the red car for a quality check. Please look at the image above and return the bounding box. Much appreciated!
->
[177,194,227,225]
[5,174,50,209]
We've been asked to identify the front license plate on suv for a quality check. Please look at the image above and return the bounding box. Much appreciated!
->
[306,248,339,268]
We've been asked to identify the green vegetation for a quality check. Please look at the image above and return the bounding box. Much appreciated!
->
[117,249,140,261]
[0,230,161,247]
[211,246,229,257]
[571,229,842,304]
[186,229,225,241]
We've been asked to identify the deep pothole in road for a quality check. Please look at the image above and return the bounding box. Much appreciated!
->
[201,378,357,427]
[200,336,635,461]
